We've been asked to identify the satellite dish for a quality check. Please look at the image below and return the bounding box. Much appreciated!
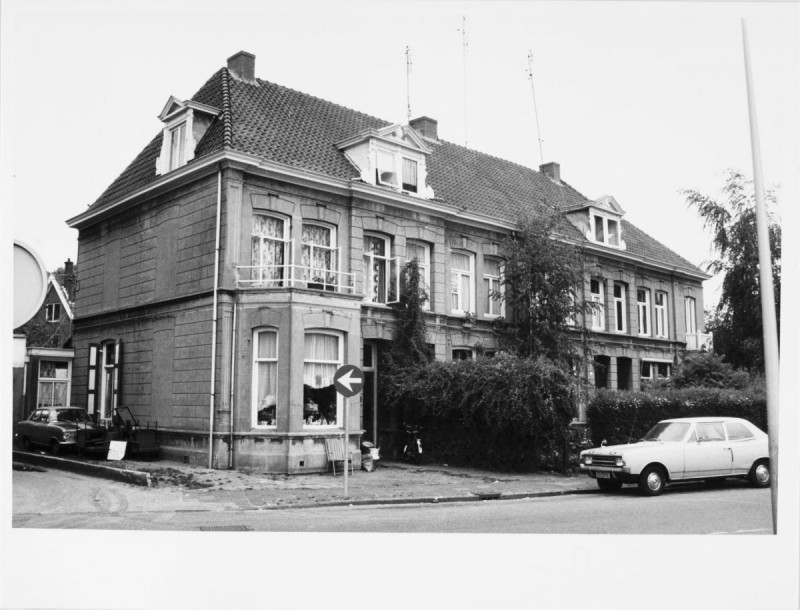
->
[14,240,49,328]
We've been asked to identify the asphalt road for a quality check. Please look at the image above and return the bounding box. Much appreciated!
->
[12,467,772,534]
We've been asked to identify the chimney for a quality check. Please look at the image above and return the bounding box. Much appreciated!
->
[63,258,75,300]
[227,51,256,81]
[539,162,561,183]
[409,116,438,140]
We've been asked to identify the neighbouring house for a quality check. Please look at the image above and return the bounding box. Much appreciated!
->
[65,51,710,472]
[13,259,77,423]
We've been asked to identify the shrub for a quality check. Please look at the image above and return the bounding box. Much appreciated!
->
[670,352,751,389]
[586,388,767,447]
[398,353,578,471]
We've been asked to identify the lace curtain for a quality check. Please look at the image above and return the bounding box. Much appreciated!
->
[301,224,333,282]
[255,331,278,425]
[303,333,339,388]
[252,216,286,283]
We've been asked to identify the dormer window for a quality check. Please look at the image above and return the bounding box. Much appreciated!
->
[592,213,620,247]
[376,149,398,187]
[155,96,220,176]
[402,158,418,193]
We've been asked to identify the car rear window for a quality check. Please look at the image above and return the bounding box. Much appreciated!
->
[725,421,755,441]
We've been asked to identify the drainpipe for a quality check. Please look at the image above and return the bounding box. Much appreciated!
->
[228,301,237,469]
[208,168,223,469]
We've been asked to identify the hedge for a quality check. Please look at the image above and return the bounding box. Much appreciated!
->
[586,388,767,447]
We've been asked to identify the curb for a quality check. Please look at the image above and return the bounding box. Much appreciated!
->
[12,451,152,487]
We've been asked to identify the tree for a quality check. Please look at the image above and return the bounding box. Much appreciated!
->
[497,208,590,363]
[682,170,781,371]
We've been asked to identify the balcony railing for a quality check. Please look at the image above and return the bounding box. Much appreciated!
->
[685,332,713,351]
[236,264,355,294]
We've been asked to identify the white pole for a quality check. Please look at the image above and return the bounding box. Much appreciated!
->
[344,396,349,498]
[208,169,223,469]
[742,19,780,534]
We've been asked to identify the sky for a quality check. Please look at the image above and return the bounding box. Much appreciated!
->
[2,1,799,608]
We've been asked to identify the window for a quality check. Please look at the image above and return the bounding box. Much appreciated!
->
[725,421,755,441]
[640,361,671,380]
[654,292,668,338]
[251,214,290,286]
[591,213,621,247]
[590,279,605,330]
[364,234,397,304]
[695,422,725,442]
[302,223,337,289]
[303,332,342,427]
[637,289,651,336]
[45,303,62,323]
[37,360,70,408]
[483,259,504,317]
[376,149,398,187]
[253,330,278,427]
[452,349,473,361]
[402,158,418,192]
[406,240,431,310]
[613,283,627,333]
[97,341,121,421]
[168,123,187,171]
[685,296,697,335]
[450,252,474,314]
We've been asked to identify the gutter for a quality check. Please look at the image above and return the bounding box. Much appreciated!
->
[208,168,223,469]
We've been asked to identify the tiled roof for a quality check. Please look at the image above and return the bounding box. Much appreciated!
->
[87,67,704,276]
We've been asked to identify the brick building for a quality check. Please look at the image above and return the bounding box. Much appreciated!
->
[66,51,710,472]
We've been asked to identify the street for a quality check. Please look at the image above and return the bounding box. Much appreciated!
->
[12,468,771,534]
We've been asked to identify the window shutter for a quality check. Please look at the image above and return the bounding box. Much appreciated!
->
[112,340,122,413]
[86,344,100,415]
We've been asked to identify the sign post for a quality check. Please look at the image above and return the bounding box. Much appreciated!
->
[333,364,364,498]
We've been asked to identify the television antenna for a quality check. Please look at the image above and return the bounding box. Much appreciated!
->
[526,50,545,166]
[406,46,413,121]
[458,15,469,147]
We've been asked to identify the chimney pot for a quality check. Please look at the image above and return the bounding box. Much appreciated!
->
[227,51,256,81]
[409,116,438,140]
[540,162,561,183]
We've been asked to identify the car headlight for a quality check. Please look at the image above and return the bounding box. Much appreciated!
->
[583,455,593,465]
[64,430,77,438]
[615,457,625,467]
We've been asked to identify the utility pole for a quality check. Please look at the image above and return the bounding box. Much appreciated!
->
[742,18,780,535]
[527,50,545,167]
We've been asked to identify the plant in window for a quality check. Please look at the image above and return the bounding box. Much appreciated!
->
[462,311,477,328]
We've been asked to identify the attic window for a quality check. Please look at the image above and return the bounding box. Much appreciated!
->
[402,158,418,192]
[168,124,187,171]
[376,149,398,186]
[591,212,621,247]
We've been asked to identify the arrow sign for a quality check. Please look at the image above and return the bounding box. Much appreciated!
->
[334,364,364,398]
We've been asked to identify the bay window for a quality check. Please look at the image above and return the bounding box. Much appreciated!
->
[253,330,278,427]
[450,251,475,314]
[303,332,342,427]
[613,283,627,333]
[251,214,290,286]
[654,292,668,338]
[302,223,337,289]
[637,289,651,336]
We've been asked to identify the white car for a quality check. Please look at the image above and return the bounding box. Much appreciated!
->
[579,417,770,496]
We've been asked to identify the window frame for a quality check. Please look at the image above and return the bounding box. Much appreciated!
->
[654,291,669,338]
[301,222,338,288]
[363,233,399,304]
[168,123,187,171]
[640,360,671,381]
[590,212,622,247]
[251,213,292,287]
[302,331,343,429]
[483,258,504,318]
[637,288,651,336]
[252,328,279,428]
[376,148,399,187]
[402,157,418,193]
[685,296,697,335]
[36,359,71,409]
[452,348,474,361]
[590,279,605,330]
[450,251,475,315]
[45,303,62,323]
[613,282,627,333]
[406,240,431,311]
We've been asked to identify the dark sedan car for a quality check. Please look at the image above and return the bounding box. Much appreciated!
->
[15,407,107,455]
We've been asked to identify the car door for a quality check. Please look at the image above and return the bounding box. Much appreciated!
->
[724,421,761,475]
[27,409,48,444]
[683,422,732,478]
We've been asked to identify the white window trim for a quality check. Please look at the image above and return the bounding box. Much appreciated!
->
[637,288,651,336]
[450,251,475,316]
[252,213,292,286]
[640,359,672,380]
[99,340,120,422]
[483,259,504,318]
[654,291,669,338]
[402,157,419,193]
[406,240,431,311]
[613,283,627,334]
[45,303,62,323]
[363,233,399,305]
[252,329,278,428]
[156,111,195,175]
[590,279,605,331]
[685,296,697,335]
[589,212,624,249]
[303,330,343,429]
[301,222,339,287]
[37,359,72,408]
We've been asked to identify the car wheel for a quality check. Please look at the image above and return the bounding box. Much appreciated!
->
[597,479,623,492]
[49,439,61,456]
[748,459,770,488]
[638,465,666,496]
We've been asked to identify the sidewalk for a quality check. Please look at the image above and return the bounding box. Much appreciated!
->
[12,450,598,510]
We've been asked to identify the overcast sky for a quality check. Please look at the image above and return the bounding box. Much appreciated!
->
[2,2,799,608]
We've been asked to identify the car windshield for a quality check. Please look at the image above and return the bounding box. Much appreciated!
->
[641,422,690,442]
[56,409,92,423]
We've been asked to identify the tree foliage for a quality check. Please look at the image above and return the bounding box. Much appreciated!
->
[497,208,589,363]
[682,170,781,371]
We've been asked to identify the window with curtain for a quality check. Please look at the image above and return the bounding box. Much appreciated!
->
[252,215,289,286]
[637,289,651,336]
[450,251,474,314]
[402,158,418,192]
[253,330,278,427]
[301,223,336,288]
[303,332,341,426]
[37,360,70,408]
[654,292,668,338]
[406,240,430,310]
[364,234,390,303]
[483,258,503,316]
[376,149,398,186]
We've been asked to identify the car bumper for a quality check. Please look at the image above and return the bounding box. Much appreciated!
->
[580,465,639,484]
